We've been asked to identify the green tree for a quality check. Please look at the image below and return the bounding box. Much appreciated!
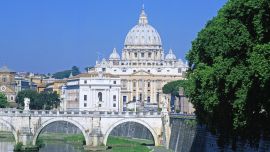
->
[0,92,8,108]
[16,90,40,109]
[162,80,187,97]
[185,0,270,146]
[37,91,60,110]
[71,66,80,76]
[16,90,60,110]
[52,66,81,79]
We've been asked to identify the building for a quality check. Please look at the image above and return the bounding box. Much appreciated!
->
[15,76,37,93]
[44,80,67,95]
[93,8,188,110]
[62,72,121,111]
[0,66,17,106]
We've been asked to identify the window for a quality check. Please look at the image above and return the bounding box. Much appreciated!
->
[148,82,151,87]
[98,92,102,102]
[148,53,151,58]
[99,104,102,107]
[178,68,182,73]
[156,92,160,103]
[134,53,137,58]
[133,96,136,102]
[11,96,13,101]
[84,103,87,107]
[133,70,136,73]
[141,53,144,58]
[133,82,136,87]
[139,93,142,100]
[147,96,151,103]
[123,96,127,103]
[2,77,6,83]
[84,95,87,101]
[113,81,116,84]
[84,80,87,84]
[148,70,150,73]
[122,69,126,72]
[113,103,116,107]
[113,95,116,101]
[102,68,106,72]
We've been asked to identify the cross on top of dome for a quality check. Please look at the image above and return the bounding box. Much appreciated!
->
[138,5,148,25]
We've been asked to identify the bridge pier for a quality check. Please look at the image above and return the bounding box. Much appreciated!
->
[18,130,33,146]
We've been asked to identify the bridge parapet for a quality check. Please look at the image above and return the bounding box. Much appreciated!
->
[169,113,196,119]
[0,109,162,118]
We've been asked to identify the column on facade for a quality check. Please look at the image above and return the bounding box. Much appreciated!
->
[130,80,133,102]
[144,80,147,102]
[136,80,139,101]
[93,89,96,110]
[150,80,153,103]
[153,80,156,103]
[107,88,110,111]
[89,88,92,109]
[118,88,121,111]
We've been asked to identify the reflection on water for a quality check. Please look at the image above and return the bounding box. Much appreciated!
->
[40,141,84,152]
[0,140,84,152]
[0,140,14,152]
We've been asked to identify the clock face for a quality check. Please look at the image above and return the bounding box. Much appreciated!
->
[0,86,6,92]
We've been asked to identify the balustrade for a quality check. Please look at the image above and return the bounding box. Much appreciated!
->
[0,109,168,118]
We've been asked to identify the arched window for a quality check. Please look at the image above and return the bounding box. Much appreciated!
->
[98,92,102,102]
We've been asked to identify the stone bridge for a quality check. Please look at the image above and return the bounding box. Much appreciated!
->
[0,109,171,149]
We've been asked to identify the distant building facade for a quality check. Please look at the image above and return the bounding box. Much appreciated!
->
[0,66,16,106]
[61,72,121,111]
[15,76,37,93]
[44,80,67,95]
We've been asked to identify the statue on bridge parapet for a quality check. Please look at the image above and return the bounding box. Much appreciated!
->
[161,97,171,149]
[24,98,30,111]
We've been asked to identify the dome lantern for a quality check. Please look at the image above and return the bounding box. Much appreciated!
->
[138,6,148,25]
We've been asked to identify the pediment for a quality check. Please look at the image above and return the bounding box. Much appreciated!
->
[131,70,152,76]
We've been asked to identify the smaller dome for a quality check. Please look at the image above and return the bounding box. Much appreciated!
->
[165,49,176,60]
[109,48,120,60]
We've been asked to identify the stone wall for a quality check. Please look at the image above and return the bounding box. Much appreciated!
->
[169,118,270,152]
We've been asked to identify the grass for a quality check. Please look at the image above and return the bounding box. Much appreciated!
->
[107,136,153,152]
[38,133,156,152]
[39,133,85,145]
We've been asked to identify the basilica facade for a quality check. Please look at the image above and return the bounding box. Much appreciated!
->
[93,8,188,110]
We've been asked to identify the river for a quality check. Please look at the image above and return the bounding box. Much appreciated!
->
[0,139,85,152]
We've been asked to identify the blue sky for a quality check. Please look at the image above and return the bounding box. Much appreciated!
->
[0,0,227,74]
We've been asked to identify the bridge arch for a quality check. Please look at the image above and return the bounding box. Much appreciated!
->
[32,118,89,145]
[103,118,159,146]
[0,118,18,143]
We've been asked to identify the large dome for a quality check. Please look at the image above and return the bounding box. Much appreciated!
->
[124,9,162,46]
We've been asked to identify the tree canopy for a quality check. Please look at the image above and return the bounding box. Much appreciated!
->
[185,0,270,144]
[16,90,60,110]
[162,80,187,97]
[52,66,81,79]
[0,92,8,108]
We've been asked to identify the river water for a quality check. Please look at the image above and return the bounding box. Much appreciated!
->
[0,139,84,152]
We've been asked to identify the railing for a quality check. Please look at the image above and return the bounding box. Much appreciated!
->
[0,109,163,117]
[169,112,196,119]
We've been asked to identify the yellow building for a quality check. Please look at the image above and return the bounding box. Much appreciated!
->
[0,66,16,106]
